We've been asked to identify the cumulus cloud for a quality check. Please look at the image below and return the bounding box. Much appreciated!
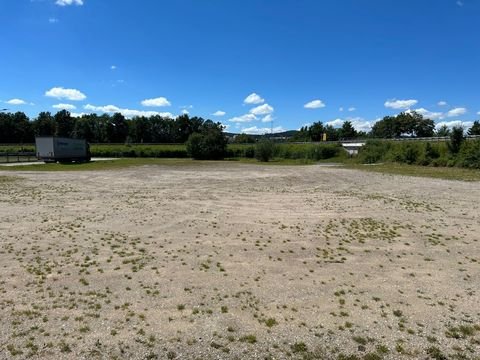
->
[141,97,171,107]
[326,117,376,133]
[436,120,472,130]
[250,103,274,115]
[339,107,344,112]
[52,103,76,110]
[408,108,443,120]
[45,87,86,101]
[70,112,87,118]
[110,65,117,70]
[304,99,326,109]
[241,126,286,135]
[438,101,448,106]
[244,93,264,105]
[48,18,59,23]
[228,114,257,123]
[348,107,356,112]
[447,107,467,117]
[212,110,226,117]
[384,99,418,109]
[181,109,189,115]
[261,114,274,123]
[6,98,27,105]
[55,0,83,6]
[84,104,174,119]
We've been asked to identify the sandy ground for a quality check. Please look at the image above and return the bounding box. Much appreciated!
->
[0,163,479,360]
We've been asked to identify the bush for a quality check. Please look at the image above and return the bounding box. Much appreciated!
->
[448,126,465,154]
[186,130,228,160]
[457,139,480,169]
[255,140,275,162]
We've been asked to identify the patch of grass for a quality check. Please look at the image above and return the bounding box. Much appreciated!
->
[345,163,480,181]
[239,334,257,344]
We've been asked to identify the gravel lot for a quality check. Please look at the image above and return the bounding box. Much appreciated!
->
[0,163,479,359]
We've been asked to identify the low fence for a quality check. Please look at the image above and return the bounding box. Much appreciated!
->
[0,152,37,163]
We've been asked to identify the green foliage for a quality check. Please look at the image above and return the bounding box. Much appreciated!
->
[371,111,434,138]
[457,139,480,168]
[468,120,480,135]
[233,133,256,143]
[255,140,275,162]
[186,126,228,160]
[448,126,464,154]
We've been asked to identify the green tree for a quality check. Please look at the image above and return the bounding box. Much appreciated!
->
[436,124,451,137]
[340,121,357,139]
[255,139,275,162]
[34,112,55,136]
[54,110,74,137]
[185,123,227,160]
[308,121,325,141]
[468,121,480,136]
[448,126,464,154]
[415,117,435,137]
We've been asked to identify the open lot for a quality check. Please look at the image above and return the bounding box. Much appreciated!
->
[0,163,479,359]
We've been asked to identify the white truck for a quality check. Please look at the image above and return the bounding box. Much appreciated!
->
[35,137,91,163]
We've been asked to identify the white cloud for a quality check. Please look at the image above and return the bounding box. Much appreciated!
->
[228,114,257,123]
[326,117,375,133]
[181,109,189,115]
[477,111,480,115]
[384,99,418,109]
[304,99,326,109]
[6,98,26,105]
[241,126,286,135]
[45,87,86,101]
[52,103,76,110]
[84,104,174,119]
[447,107,467,117]
[456,1,464,6]
[212,110,226,117]
[250,103,274,115]
[339,107,344,112]
[436,121,472,130]
[244,93,264,105]
[326,119,344,128]
[261,114,274,123]
[48,18,59,23]
[438,101,448,106]
[408,108,443,120]
[110,65,117,70]
[71,112,87,118]
[141,97,171,107]
[55,0,83,6]
[348,107,356,112]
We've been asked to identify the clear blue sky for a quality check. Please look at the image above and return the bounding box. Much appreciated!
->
[1,0,479,134]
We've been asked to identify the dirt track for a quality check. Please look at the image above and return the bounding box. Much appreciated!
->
[0,163,479,359]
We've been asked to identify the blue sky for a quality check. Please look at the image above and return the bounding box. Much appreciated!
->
[1,0,479,134]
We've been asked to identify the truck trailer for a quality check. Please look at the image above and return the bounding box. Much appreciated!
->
[35,137,91,163]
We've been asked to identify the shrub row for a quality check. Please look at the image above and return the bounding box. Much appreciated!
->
[357,139,480,169]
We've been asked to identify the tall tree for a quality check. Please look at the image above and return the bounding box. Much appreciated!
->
[54,110,74,137]
[34,112,55,136]
[340,121,357,139]
[468,121,480,136]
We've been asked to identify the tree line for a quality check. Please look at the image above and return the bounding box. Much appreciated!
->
[290,111,480,142]
[0,110,224,144]
[1,109,479,144]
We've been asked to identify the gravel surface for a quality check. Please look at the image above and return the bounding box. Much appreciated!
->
[0,163,479,359]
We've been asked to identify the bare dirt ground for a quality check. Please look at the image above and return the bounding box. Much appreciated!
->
[0,163,479,360]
